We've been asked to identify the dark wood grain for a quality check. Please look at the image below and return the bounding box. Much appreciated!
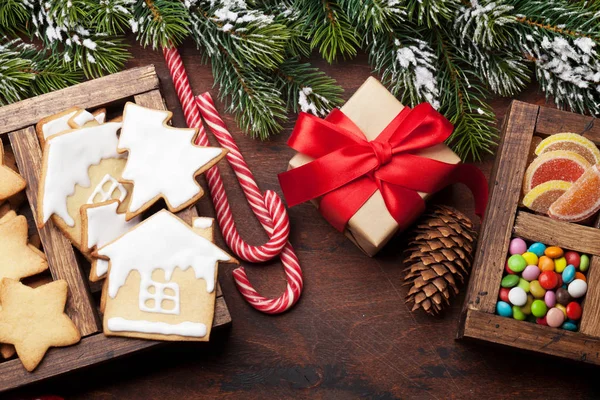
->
[513,211,600,256]
[8,127,101,336]
[0,66,158,136]
[460,101,539,316]
[8,41,600,400]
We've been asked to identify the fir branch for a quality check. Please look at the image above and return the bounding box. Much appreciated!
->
[275,58,344,116]
[296,0,361,63]
[90,0,135,35]
[134,0,189,49]
[454,39,530,97]
[454,0,515,48]
[404,0,455,28]
[366,28,440,109]
[340,0,405,33]
[0,0,30,34]
[433,28,497,160]
[188,11,287,138]
[192,1,290,70]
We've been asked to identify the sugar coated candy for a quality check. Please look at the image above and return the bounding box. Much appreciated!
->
[535,133,600,165]
[549,164,600,222]
[523,150,590,194]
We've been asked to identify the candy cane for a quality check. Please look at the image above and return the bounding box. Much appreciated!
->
[163,47,303,313]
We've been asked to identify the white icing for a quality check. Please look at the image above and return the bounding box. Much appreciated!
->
[71,110,95,127]
[119,103,223,213]
[107,317,207,337]
[193,218,213,229]
[94,112,106,124]
[85,201,141,250]
[87,174,127,204]
[41,122,123,226]
[41,111,77,139]
[97,210,230,299]
[95,258,109,277]
[139,279,180,315]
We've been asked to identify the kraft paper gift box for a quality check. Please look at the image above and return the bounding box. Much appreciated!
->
[287,77,461,256]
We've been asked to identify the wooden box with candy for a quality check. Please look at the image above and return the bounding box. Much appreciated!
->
[0,66,232,393]
[458,100,600,364]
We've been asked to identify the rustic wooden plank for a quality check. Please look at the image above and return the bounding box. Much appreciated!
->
[513,211,600,256]
[0,297,229,393]
[9,127,101,336]
[133,89,231,326]
[462,309,600,365]
[579,256,600,337]
[536,106,600,143]
[0,66,159,136]
[460,101,539,316]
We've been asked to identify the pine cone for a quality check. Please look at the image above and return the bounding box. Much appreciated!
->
[403,205,477,315]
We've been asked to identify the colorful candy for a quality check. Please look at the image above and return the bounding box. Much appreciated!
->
[580,254,590,272]
[554,257,567,273]
[566,302,582,320]
[538,256,554,271]
[522,265,540,281]
[508,254,527,273]
[539,271,558,290]
[501,275,520,288]
[496,301,512,317]
[509,238,527,255]
[562,265,576,284]
[508,287,528,306]
[568,279,587,298]
[529,280,546,298]
[546,307,565,328]
[528,242,546,257]
[497,238,589,332]
[565,251,580,268]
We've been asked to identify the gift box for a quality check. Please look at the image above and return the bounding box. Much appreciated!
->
[280,77,486,256]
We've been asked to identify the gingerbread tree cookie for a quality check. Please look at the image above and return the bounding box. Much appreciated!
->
[117,103,227,220]
[0,279,81,371]
[0,214,48,281]
[0,138,26,202]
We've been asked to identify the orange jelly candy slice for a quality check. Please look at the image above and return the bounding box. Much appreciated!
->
[536,133,600,165]
[549,164,600,222]
[522,180,572,214]
[523,150,590,194]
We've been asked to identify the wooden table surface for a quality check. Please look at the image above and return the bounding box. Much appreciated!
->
[11,41,600,400]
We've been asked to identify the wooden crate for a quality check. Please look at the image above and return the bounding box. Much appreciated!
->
[0,66,231,392]
[457,100,600,364]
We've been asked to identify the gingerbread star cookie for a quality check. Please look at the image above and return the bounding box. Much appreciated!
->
[0,279,81,371]
[0,213,48,281]
[117,102,227,220]
[0,138,26,203]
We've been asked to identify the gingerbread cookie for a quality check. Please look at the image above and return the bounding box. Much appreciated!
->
[36,107,106,146]
[37,121,133,257]
[0,279,81,371]
[0,138,26,203]
[117,102,227,220]
[0,213,48,281]
[68,108,106,129]
[81,200,141,282]
[96,210,235,341]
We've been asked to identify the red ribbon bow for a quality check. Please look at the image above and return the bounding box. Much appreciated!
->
[278,103,488,232]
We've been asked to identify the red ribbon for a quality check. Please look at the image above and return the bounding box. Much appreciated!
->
[278,103,488,232]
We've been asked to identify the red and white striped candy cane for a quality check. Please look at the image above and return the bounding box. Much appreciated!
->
[163,47,303,314]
